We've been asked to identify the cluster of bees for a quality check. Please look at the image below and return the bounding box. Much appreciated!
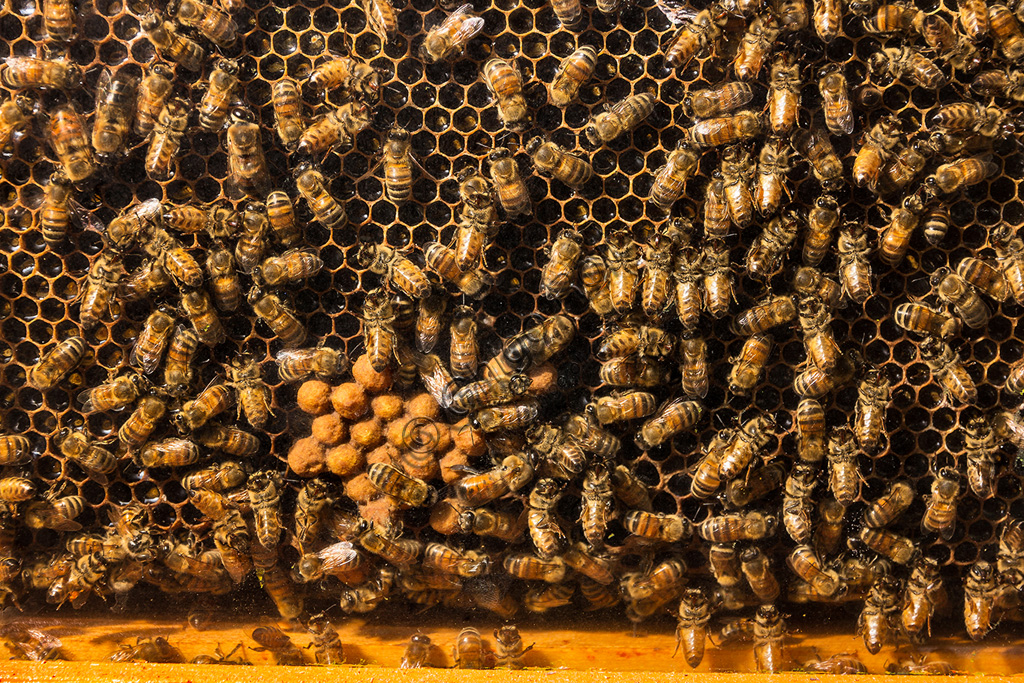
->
[4,0,1024,667]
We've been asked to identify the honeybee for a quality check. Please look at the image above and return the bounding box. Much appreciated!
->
[834,224,871,303]
[579,255,613,315]
[264,80,305,152]
[742,546,781,602]
[719,145,754,228]
[368,462,437,507]
[163,325,199,397]
[296,102,372,158]
[181,460,246,493]
[902,556,945,636]
[585,93,656,147]
[491,625,532,669]
[931,267,990,329]
[79,372,144,413]
[357,289,397,372]
[688,111,761,148]
[921,467,960,540]
[853,116,901,191]
[782,464,816,543]
[766,52,800,135]
[684,82,752,119]
[568,414,623,460]
[804,654,867,674]
[474,399,540,432]
[798,297,840,373]
[459,506,523,542]
[454,454,532,507]
[678,334,709,399]
[812,498,845,557]
[877,193,925,267]
[526,136,593,190]
[702,240,733,317]
[423,241,492,299]
[181,288,226,346]
[29,335,85,391]
[858,575,901,653]
[862,2,917,33]
[920,203,952,246]
[718,414,774,481]
[91,69,136,160]
[36,170,84,247]
[862,480,913,528]
[133,64,175,139]
[959,0,991,38]
[0,477,35,504]
[536,228,584,301]
[372,128,416,205]
[817,64,854,136]
[879,136,934,195]
[859,526,918,565]
[736,12,780,79]
[673,246,703,330]
[649,140,700,211]
[754,138,792,216]
[972,68,1024,101]
[483,58,529,131]
[853,370,889,453]
[141,13,205,72]
[991,2,1024,59]
[673,588,713,668]
[0,435,30,466]
[226,356,271,430]
[869,46,947,88]
[964,417,998,498]
[294,163,346,227]
[486,147,531,217]
[127,308,173,376]
[752,605,785,673]
[307,53,380,101]
[196,425,259,458]
[359,243,431,300]
[503,553,566,585]
[731,294,795,336]
[196,59,239,133]
[926,156,998,195]
[171,0,237,47]
[0,96,33,152]
[701,175,729,240]
[250,626,306,666]
[455,167,498,270]
[400,635,434,669]
[633,398,702,450]
[797,195,839,266]
[451,375,530,414]
[791,126,842,186]
[664,8,721,69]
[548,45,597,107]
[788,544,843,598]
[138,437,201,468]
[697,510,777,542]
[251,291,307,348]
[40,0,76,41]
[232,206,269,275]
[226,108,270,199]
[813,0,842,39]
[257,248,323,289]
[202,246,241,313]
[525,478,566,559]
[827,427,859,505]
[747,210,798,280]
[273,346,346,383]
[587,391,657,425]
[964,560,1000,640]
[48,104,94,183]
[622,558,686,604]
[598,230,638,315]
[993,224,1024,304]
[23,492,85,531]
[728,460,785,508]
[246,470,284,551]
[420,4,484,62]
[145,97,189,182]
[0,56,81,89]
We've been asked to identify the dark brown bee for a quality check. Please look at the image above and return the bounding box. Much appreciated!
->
[878,193,925,267]
[420,4,485,63]
[664,9,721,69]
[0,56,82,89]
[921,203,951,246]
[804,655,867,674]
[250,626,306,666]
[735,13,780,81]
[49,104,94,183]
[145,97,188,182]
[688,111,761,148]
[549,45,598,106]
[767,52,800,135]
[827,427,860,505]
[29,335,86,391]
[650,141,700,211]
[741,546,781,602]
[308,54,380,101]
[140,13,205,72]
[171,0,237,47]
[792,126,842,186]
[991,3,1024,60]
[251,291,306,349]
[814,497,846,557]
[294,163,346,227]
[731,294,796,335]
[926,156,998,195]
[483,57,529,131]
[674,246,703,330]
[746,210,798,280]
[585,93,656,147]
[775,0,809,31]
[526,136,593,189]
[181,288,226,346]
[972,68,1024,101]
[858,575,901,653]
[92,69,136,161]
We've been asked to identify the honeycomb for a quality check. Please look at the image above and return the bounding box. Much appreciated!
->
[0,0,1023,659]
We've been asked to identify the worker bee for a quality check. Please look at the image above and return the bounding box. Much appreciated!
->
[752,605,785,673]
[375,128,417,205]
[813,0,842,39]
[196,59,239,133]
[29,335,86,391]
[835,224,872,303]
[827,427,860,505]
[503,553,566,584]
[526,136,593,190]
[202,246,241,313]
[483,57,529,131]
[674,588,712,668]
[699,174,729,240]
[858,575,901,653]
[359,243,431,300]
[137,436,201,468]
[879,136,935,195]
[493,625,532,669]
[877,193,925,267]
[754,138,792,216]
[400,635,433,669]
[964,560,1000,640]
[791,126,842,186]
[775,0,810,30]
[420,4,484,62]
[134,64,175,138]
[697,510,777,542]
[36,170,85,247]
[565,414,622,461]
[931,267,990,329]
[636,398,703,450]
[256,248,323,289]
[869,46,947,88]
[718,414,774,481]
[250,626,306,666]
[585,92,656,147]
[0,435,30,468]
[623,511,691,544]
[854,116,901,191]
[422,241,492,299]
[993,224,1024,304]
[246,470,284,551]
[957,0,991,38]
[901,556,945,636]
[782,463,816,543]
[862,480,913,528]
[274,346,347,383]
[799,195,840,266]
[747,210,798,280]
[818,64,853,136]
[766,52,800,135]
[226,108,270,199]
[673,245,703,330]
[788,544,843,598]
[794,398,825,463]
[41,0,76,41]
[735,12,780,79]
[307,53,380,102]
[474,399,540,432]
[741,546,781,602]
[127,309,174,377]
[649,140,700,211]
[48,104,94,183]
[447,627,487,669]
[0,56,81,89]
[579,254,613,315]
[197,425,259,458]
[0,476,34,505]
[720,145,754,228]
[296,102,372,158]
[486,147,531,217]
[931,101,1006,137]
[56,429,117,483]
[231,206,269,275]
[921,467,960,540]
[459,506,523,543]
[678,334,709,399]
[451,375,530,414]
[454,167,498,270]
[0,96,33,152]
[525,478,566,558]
[731,295,796,336]
[538,228,583,301]
[423,543,490,578]
[664,8,721,69]
[964,416,998,498]
[972,68,1024,101]
[920,203,952,247]
[548,45,597,107]
[294,163,346,227]
[622,558,686,604]
[455,453,534,507]
[145,97,188,182]
[141,13,205,72]
[574,465,614,548]
[688,111,761,148]
[170,0,237,47]
[79,372,145,413]
[699,240,731,318]
[854,370,889,453]
[359,289,396,372]
[163,325,199,398]
[367,463,437,508]
[926,156,998,195]
[600,230,638,314]
[862,2,917,33]
[226,356,271,430]
[266,79,306,151]
[251,291,307,348]
[180,288,226,346]
[587,391,657,425]
[798,297,840,373]
[91,69,136,161]
[181,460,246,493]
[684,81,753,119]
[990,2,1024,60]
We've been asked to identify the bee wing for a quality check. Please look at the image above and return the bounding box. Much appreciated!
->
[317,540,359,569]
[46,515,83,532]
[655,0,698,24]
[444,7,485,43]
[76,385,101,412]
[275,347,316,365]
[94,68,112,111]
[67,198,107,234]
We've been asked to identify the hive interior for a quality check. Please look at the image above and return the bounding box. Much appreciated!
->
[1,0,1024,669]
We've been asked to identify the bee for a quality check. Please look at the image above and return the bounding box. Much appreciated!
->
[817,64,854,136]
[598,230,638,314]
[684,82,753,119]
[144,97,189,182]
[568,414,623,460]
[274,346,346,383]
[29,335,86,391]
[859,526,918,566]
[257,248,323,289]
[449,627,488,669]
[718,414,774,481]
[853,370,889,453]
[688,111,761,148]
[195,59,240,133]
[919,202,953,247]
[735,13,780,80]
[119,258,171,303]
[307,53,380,102]
[972,68,1024,101]
[128,308,174,376]
[178,288,224,346]
[134,64,175,138]
[621,511,690,544]
[959,0,991,38]
[0,435,30,466]
[587,391,657,425]
[423,241,492,299]
[993,224,1024,304]
[373,128,417,205]
[880,137,934,195]
[0,477,35,504]
[697,511,777,542]
[788,545,843,598]
[862,2,917,33]
[673,246,703,330]
[862,480,913,528]
[548,45,597,107]
[834,224,871,303]
[673,588,712,668]
[454,453,534,507]
[420,4,484,62]
[877,193,925,267]
[486,147,531,217]
[926,156,998,195]
[79,372,144,413]
[0,56,81,89]
[41,0,76,41]
[869,46,947,88]
[791,126,842,186]
[48,104,94,183]
[797,195,840,266]
[775,0,810,30]
[525,478,566,559]
[814,0,842,39]
[171,0,237,47]
[664,9,721,69]
[622,558,686,603]
[483,58,529,131]
[812,498,845,558]
[963,417,998,498]
[689,430,728,500]
[294,163,346,228]
[493,625,532,669]
[584,92,656,147]
[250,627,306,666]
[727,460,786,508]
[679,334,709,399]
[359,243,431,300]
[720,145,754,228]
[91,69,136,161]
[196,425,259,458]
[474,398,541,432]
[246,470,284,551]
[754,138,792,216]
[964,560,999,640]
[990,2,1024,59]
[231,206,269,275]
[901,557,945,637]
[459,506,523,542]
[138,437,201,468]
[782,464,816,543]
[931,267,990,329]
[400,635,433,669]
[853,115,901,191]
[251,291,307,349]
[526,136,593,190]
[798,297,840,373]
[747,210,798,280]
[701,239,733,318]
[858,575,901,653]
[635,398,703,450]
[741,546,781,602]
[503,553,565,583]
[175,379,233,432]
[804,654,867,674]
[227,356,271,430]
[649,140,700,211]
[0,96,33,151]
[752,605,785,673]
[537,228,584,301]
[201,246,241,313]
[181,460,246,493]
[36,170,83,247]
[766,52,800,135]
[731,295,795,336]
[264,80,306,152]
[23,492,85,531]
[225,108,270,199]
[698,175,729,240]
[827,427,860,505]
[454,167,498,271]
[357,289,396,372]
[451,374,530,414]
[141,13,205,72]
[921,467,960,540]
[296,102,372,158]
[163,325,199,397]
[368,462,437,508]
[574,465,613,548]
[579,255,614,315]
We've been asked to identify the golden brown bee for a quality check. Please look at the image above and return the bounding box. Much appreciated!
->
[702,174,730,239]
[665,9,721,69]
[833,224,871,303]
[227,356,271,430]
[0,96,33,152]
[48,104,94,183]
[853,370,889,453]
[196,425,259,458]
[526,136,593,190]
[877,193,925,267]
[720,145,754,227]
[171,0,237,47]
[294,163,346,227]
[307,53,380,101]
[869,46,947,88]
[972,68,1024,101]
[203,246,242,313]
[449,627,488,669]
[793,398,825,463]
[41,0,76,41]
[990,2,1024,59]
[164,325,199,397]
[0,477,35,505]
[459,506,523,543]
[455,167,498,270]
[688,111,762,148]
[719,414,774,481]
[926,156,998,195]
[144,97,188,182]
[493,625,532,669]
[964,417,999,498]
[181,288,226,346]
[127,308,173,376]
[964,560,999,640]
[921,467,960,539]
[766,52,800,135]
[587,391,657,425]
[673,246,703,331]
[735,12,780,80]
[539,228,583,301]
[741,546,781,602]
[257,248,323,289]
[301,615,343,665]
[579,254,613,315]
[754,138,792,216]
[798,195,839,265]
[247,470,284,551]
[697,510,777,542]
[375,128,415,205]
[915,203,951,249]
[880,136,934,195]
[368,462,437,508]
[359,243,431,300]
[135,64,174,139]
[274,346,347,383]
[813,0,842,39]
[0,56,81,89]
[455,453,534,507]
[78,373,144,413]
[791,126,842,186]
[181,460,246,493]
[232,206,269,275]
[226,108,270,199]
[622,511,690,545]
[854,116,901,191]
[674,588,712,668]
[486,147,531,217]
[196,59,239,133]
[420,3,485,62]
[684,81,753,119]
[0,435,30,468]
[483,57,529,131]
[862,2,917,33]
[859,526,917,566]
[731,294,796,336]
[858,575,901,653]
[568,414,623,461]
[827,427,859,505]
[548,45,597,107]
[91,69,136,161]
[503,553,566,585]
[818,64,853,136]
[422,543,489,579]
[602,230,638,314]
[585,93,656,147]
[267,79,305,151]
[959,0,992,38]
[635,398,703,450]
[622,558,686,604]
[137,436,201,468]
[804,654,867,674]
[862,480,913,528]
[29,335,85,391]
[474,399,540,433]
[798,296,840,373]
[649,140,700,211]
[57,428,117,483]
[701,239,732,318]
[423,241,492,299]
[251,291,307,349]
[358,288,396,372]
[931,267,990,329]
[400,635,433,669]
[526,478,566,558]
[902,556,945,637]
[572,465,614,548]
[296,102,372,158]
[250,626,306,666]
[747,210,798,280]
[678,334,708,399]
[752,605,785,673]
[120,258,172,303]
[993,224,1024,304]
[782,463,816,543]
[932,101,1006,137]
[141,13,205,72]
[690,431,729,500]
[788,544,843,598]
[451,374,530,414]
[36,169,84,247]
